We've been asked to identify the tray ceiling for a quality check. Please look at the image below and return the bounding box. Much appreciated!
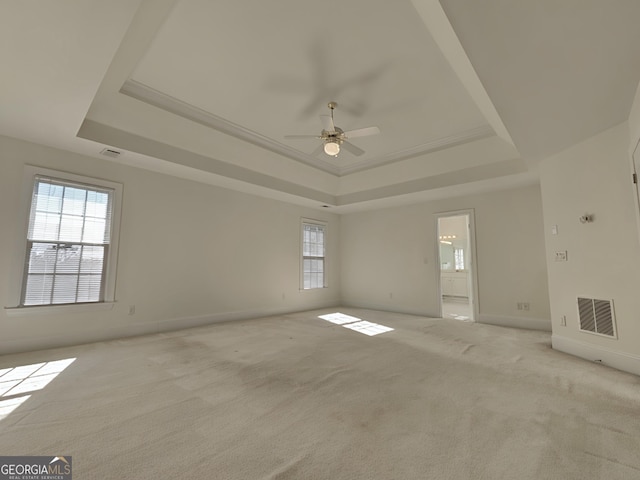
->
[3,0,640,212]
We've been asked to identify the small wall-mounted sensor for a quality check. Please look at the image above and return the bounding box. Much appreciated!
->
[579,214,594,224]
[555,251,568,262]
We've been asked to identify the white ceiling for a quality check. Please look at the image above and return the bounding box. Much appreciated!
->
[2,0,640,213]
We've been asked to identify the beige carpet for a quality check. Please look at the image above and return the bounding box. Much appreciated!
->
[1,308,639,479]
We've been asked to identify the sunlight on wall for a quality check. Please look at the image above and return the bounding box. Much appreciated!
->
[0,358,76,421]
[318,313,394,336]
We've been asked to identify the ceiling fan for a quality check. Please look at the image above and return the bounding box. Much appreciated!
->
[285,102,380,157]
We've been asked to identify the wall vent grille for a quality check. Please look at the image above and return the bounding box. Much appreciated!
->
[100,148,122,158]
[577,297,616,338]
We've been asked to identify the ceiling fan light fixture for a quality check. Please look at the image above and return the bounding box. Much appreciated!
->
[284,102,379,158]
[324,141,340,156]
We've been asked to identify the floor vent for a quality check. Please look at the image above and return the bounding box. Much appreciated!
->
[577,297,616,338]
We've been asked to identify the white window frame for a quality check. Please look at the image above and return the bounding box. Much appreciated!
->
[300,218,328,290]
[6,166,122,313]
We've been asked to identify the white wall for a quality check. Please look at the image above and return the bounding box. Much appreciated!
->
[0,135,340,354]
[339,185,550,330]
[539,122,640,375]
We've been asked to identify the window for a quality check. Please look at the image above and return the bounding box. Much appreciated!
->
[302,221,326,289]
[454,248,465,271]
[19,169,122,306]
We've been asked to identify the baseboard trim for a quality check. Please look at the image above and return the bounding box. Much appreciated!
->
[552,334,640,377]
[341,302,552,332]
[1,301,340,355]
[153,302,339,332]
[478,314,551,332]
[341,301,437,319]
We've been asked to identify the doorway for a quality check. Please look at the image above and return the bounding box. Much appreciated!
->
[436,211,477,322]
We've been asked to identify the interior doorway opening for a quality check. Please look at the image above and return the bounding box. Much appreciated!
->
[436,211,477,322]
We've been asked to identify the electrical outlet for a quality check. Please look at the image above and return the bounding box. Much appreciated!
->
[517,302,522,310]
[555,251,568,262]
[523,303,530,311]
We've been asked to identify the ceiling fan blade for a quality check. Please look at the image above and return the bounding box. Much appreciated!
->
[341,141,365,156]
[284,134,321,139]
[310,143,325,157]
[320,114,335,132]
[343,126,380,138]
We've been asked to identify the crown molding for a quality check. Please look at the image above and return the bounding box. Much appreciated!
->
[120,79,341,175]
[338,124,495,175]
[120,79,495,177]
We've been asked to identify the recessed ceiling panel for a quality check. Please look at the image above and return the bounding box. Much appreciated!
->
[128,0,490,171]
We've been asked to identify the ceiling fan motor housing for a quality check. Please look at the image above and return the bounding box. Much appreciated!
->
[323,126,344,144]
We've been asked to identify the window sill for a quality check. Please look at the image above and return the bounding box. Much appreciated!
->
[4,302,116,317]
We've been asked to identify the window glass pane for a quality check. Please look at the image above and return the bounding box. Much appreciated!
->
[62,187,86,215]
[80,246,105,274]
[27,243,57,273]
[55,246,81,273]
[34,183,63,213]
[52,275,78,304]
[77,275,101,302]
[59,215,83,242]
[82,218,107,243]
[454,248,465,270]
[24,275,54,306]
[32,212,60,241]
[85,191,108,219]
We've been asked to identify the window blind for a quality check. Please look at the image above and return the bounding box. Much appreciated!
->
[302,223,325,289]
[22,176,114,306]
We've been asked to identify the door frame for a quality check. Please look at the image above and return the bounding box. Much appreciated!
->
[631,137,640,242]
[435,209,479,321]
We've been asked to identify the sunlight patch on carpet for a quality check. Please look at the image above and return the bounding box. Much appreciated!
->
[318,313,394,336]
[342,321,394,336]
[0,358,76,421]
[318,313,362,325]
